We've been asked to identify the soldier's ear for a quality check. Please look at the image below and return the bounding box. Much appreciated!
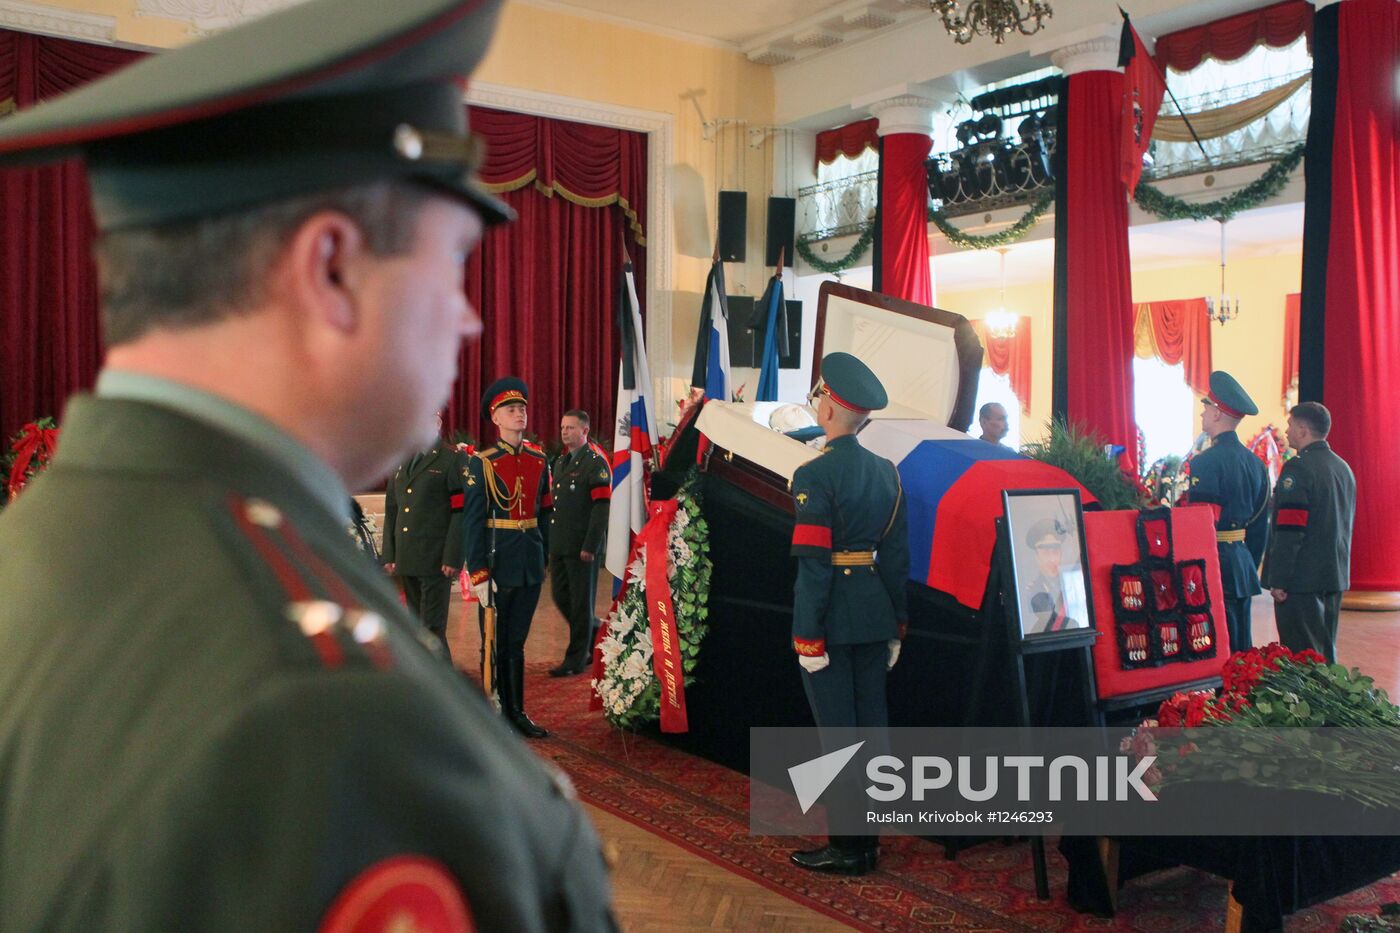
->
[283,211,367,336]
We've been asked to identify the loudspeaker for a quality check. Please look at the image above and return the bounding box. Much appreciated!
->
[725,296,757,367]
[751,299,804,370]
[765,197,796,268]
[717,191,747,262]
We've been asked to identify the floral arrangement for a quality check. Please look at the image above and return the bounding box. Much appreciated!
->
[2,417,59,506]
[1126,644,1400,807]
[1020,418,1142,511]
[593,473,712,728]
[1140,455,1188,507]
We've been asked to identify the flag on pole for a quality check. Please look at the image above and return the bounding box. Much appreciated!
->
[689,259,732,402]
[755,269,787,402]
[1118,10,1166,195]
[605,259,658,583]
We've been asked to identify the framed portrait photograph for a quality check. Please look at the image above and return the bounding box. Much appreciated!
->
[1002,488,1094,641]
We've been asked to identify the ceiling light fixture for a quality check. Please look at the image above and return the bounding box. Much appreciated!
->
[929,0,1052,44]
[1205,220,1240,326]
[986,247,1020,339]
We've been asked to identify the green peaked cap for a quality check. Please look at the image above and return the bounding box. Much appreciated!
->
[0,0,513,231]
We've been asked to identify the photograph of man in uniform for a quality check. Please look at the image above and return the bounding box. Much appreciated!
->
[1008,496,1089,636]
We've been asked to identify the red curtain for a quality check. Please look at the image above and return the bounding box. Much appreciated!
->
[814,117,879,169]
[1063,72,1137,474]
[1319,0,1400,593]
[0,30,143,445]
[972,318,1032,412]
[451,107,647,446]
[1155,0,1313,73]
[1135,299,1212,396]
[876,133,933,307]
[1282,291,1300,403]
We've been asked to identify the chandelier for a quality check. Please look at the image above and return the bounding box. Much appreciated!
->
[985,248,1020,339]
[930,0,1053,44]
[1205,221,1240,326]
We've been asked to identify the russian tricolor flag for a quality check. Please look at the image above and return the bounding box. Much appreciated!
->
[605,259,657,583]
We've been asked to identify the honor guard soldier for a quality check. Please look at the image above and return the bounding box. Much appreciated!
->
[1262,402,1357,663]
[0,0,618,929]
[788,352,910,877]
[466,377,553,738]
[1184,371,1271,653]
[548,409,612,676]
[382,414,468,660]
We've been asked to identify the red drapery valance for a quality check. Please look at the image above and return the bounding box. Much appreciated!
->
[972,318,1032,413]
[1282,292,1300,404]
[814,117,879,169]
[1132,299,1212,397]
[470,105,647,245]
[0,29,143,445]
[1155,0,1313,73]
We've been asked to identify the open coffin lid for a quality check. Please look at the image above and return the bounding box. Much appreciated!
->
[694,281,984,486]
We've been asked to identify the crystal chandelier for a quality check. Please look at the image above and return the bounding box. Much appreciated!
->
[985,248,1020,339]
[1205,221,1240,326]
[930,0,1053,44]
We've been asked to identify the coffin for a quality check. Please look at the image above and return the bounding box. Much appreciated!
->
[653,284,1105,769]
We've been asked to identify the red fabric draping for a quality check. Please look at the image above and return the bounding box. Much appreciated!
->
[1320,0,1400,592]
[1282,292,1300,403]
[1063,72,1138,474]
[1136,299,1212,396]
[814,117,879,169]
[972,318,1032,412]
[451,155,643,447]
[0,30,143,445]
[876,133,933,307]
[1155,0,1313,73]
[470,105,647,245]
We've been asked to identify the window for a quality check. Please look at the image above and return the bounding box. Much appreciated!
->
[974,368,1022,449]
[1133,357,1197,466]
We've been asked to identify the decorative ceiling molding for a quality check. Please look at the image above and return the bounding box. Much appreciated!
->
[0,0,117,44]
[513,0,739,52]
[741,0,929,67]
[134,0,305,35]
[466,81,676,417]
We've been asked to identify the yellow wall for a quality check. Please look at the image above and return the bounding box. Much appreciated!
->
[938,252,1302,447]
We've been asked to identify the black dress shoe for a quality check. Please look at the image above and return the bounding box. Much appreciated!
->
[789,845,874,875]
[548,661,587,677]
[509,714,549,739]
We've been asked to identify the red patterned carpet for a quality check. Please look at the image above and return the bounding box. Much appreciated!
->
[520,662,1400,931]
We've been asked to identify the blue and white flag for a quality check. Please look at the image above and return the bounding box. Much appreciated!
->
[605,259,658,582]
[690,259,731,402]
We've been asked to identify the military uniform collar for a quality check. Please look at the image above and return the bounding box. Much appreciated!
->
[495,436,523,455]
[1211,430,1241,447]
[95,370,350,523]
[1302,439,1331,455]
[825,434,859,450]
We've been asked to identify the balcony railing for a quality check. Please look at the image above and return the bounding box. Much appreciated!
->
[797,170,879,243]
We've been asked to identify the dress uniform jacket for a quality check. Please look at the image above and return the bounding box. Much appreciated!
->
[0,398,616,932]
[381,445,467,574]
[789,435,910,655]
[1184,430,1271,597]
[1262,440,1356,593]
[465,439,551,588]
[548,444,611,558]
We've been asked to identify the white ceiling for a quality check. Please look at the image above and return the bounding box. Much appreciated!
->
[519,0,854,47]
[932,201,1303,292]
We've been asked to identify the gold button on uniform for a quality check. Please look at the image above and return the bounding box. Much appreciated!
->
[843,568,852,576]
[404,507,410,512]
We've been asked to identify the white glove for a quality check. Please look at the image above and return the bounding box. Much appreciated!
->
[887,639,902,671]
[798,653,830,674]
[471,579,496,604]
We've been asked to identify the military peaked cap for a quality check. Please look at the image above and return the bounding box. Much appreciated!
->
[816,352,887,414]
[482,376,528,421]
[0,0,513,231]
[1205,371,1259,419]
[1025,517,1069,550]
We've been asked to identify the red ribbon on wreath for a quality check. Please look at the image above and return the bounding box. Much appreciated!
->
[7,422,59,500]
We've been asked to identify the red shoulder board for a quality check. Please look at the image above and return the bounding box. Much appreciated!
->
[319,857,473,933]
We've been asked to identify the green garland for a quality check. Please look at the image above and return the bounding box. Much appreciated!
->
[796,223,874,275]
[927,189,1055,250]
[1133,143,1304,223]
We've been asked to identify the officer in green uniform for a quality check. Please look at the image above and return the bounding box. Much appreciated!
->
[466,377,553,738]
[382,415,468,659]
[1262,402,1356,663]
[788,352,909,877]
[1184,371,1271,653]
[0,1,617,929]
[547,409,612,676]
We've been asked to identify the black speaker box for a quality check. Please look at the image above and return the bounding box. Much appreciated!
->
[765,197,796,268]
[717,190,747,263]
[725,295,757,367]
[750,298,803,370]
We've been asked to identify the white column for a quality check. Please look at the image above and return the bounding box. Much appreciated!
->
[1032,22,1124,75]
